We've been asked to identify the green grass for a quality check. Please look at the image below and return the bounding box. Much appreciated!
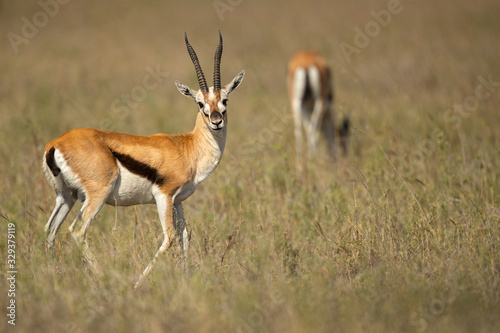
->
[1,0,499,332]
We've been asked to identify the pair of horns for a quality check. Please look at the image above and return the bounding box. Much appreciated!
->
[185,31,223,92]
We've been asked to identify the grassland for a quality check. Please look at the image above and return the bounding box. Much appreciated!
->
[1,0,499,332]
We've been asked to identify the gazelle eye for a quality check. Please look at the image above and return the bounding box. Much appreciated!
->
[197,102,204,109]
[222,99,228,106]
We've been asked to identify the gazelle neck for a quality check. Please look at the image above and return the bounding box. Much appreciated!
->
[193,112,227,152]
[190,112,227,184]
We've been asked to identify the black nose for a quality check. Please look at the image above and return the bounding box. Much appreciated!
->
[211,111,223,125]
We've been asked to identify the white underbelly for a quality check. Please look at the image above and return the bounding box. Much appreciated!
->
[106,164,155,206]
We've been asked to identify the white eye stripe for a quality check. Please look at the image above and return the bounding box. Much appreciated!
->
[218,99,228,110]
[197,102,210,116]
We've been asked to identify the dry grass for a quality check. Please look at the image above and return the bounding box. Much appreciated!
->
[1,0,499,332]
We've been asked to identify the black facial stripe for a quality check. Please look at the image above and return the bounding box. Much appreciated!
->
[110,149,165,186]
[46,147,61,177]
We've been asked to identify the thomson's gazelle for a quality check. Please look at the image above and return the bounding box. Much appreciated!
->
[287,51,349,169]
[42,32,244,287]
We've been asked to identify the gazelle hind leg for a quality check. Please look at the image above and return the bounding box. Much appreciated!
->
[45,193,76,247]
[306,97,323,154]
[68,188,114,276]
[134,191,174,289]
[306,66,324,154]
[44,195,64,234]
[291,67,307,172]
[292,100,305,173]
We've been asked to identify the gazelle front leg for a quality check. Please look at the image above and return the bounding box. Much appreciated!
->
[174,203,189,255]
[134,190,174,289]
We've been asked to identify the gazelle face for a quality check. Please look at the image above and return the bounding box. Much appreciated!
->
[175,32,245,132]
[175,70,245,132]
[197,88,228,131]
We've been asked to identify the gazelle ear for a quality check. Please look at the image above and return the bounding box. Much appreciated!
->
[175,80,197,101]
[224,70,245,95]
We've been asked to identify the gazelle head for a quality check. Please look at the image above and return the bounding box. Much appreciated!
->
[175,31,245,131]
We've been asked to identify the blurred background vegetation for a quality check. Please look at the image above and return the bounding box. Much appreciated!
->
[0,0,499,332]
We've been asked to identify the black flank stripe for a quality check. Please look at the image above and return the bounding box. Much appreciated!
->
[110,149,165,186]
[46,147,61,177]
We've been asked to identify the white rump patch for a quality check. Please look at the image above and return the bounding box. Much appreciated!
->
[43,149,86,201]
[307,66,321,99]
[292,67,307,102]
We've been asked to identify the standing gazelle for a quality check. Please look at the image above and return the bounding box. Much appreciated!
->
[43,32,244,288]
[287,51,349,170]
